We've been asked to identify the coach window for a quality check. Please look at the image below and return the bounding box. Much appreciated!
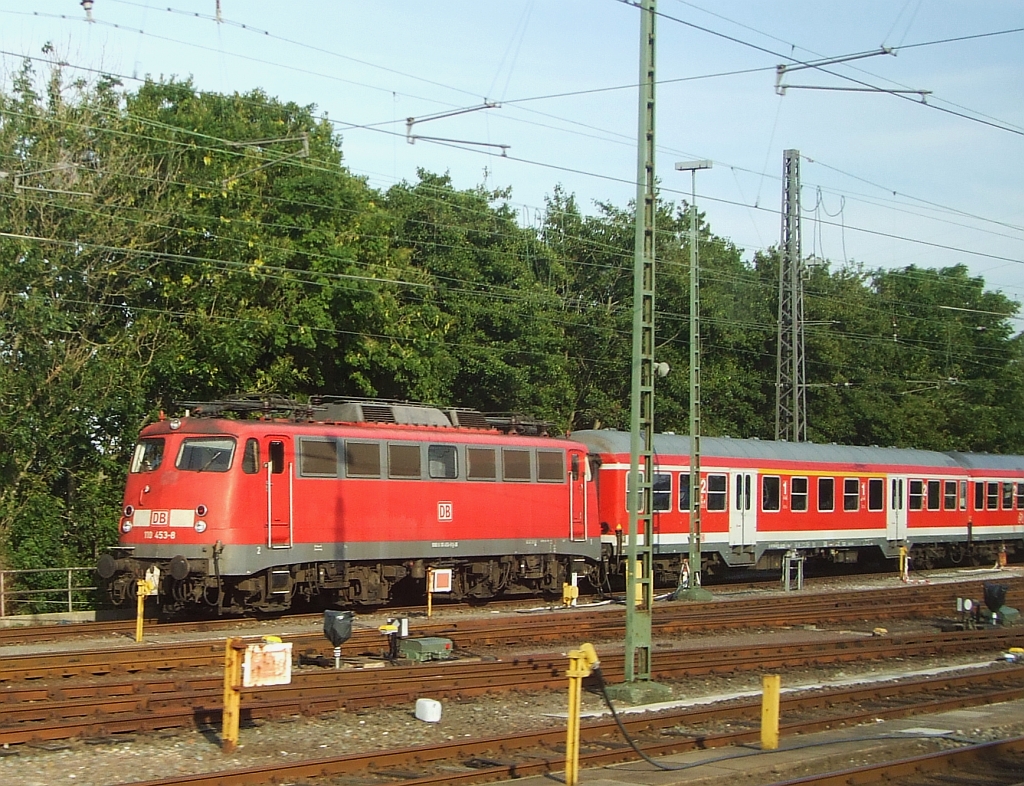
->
[388,444,421,479]
[130,438,165,473]
[943,480,957,510]
[707,474,727,511]
[844,478,860,512]
[428,445,458,479]
[176,437,235,473]
[502,448,531,481]
[762,476,781,512]
[960,480,968,510]
[927,479,941,511]
[1003,482,1015,510]
[868,478,884,512]
[679,473,691,512]
[818,477,835,512]
[1018,483,1024,510]
[908,479,923,511]
[299,438,338,477]
[974,482,985,510]
[537,450,565,482]
[653,473,671,512]
[987,481,999,510]
[467,447,497,480]
[345,442,381,478]
[791,477,808,512]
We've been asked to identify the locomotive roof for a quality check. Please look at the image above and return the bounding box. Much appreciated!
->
[571,429,964,470]
[945,452,1024,472]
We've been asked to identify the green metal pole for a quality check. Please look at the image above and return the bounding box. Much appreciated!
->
[625,0,657,684]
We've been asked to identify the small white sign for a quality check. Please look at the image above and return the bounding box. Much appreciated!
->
[242,642,293,687]
[430,568,453,593]
[437,501,453,521]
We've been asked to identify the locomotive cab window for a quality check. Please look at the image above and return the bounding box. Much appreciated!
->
[844,478,860,512]
[428,445,458,479]
[908,479,923,511]
[467,447,497,480]
[818,477,835,512]
[130,438,165,473]
[242,439,260,474]
[707,474,727,511]
[791,477,808,512]
[176,437,235,473]
[943,480,957,510]
[299,438,338,477]
[868,478,884,512]
[538,450,565,482]
[388,443,421,479]
[927,480,941,511]
[762,476,781,512]
[502,448,531,481]
[345,442,381,478]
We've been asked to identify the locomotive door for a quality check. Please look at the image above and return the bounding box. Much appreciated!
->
[887,476,907,542]
[569,451,586,541]
[729,471,754,546]
[265,436,293,549]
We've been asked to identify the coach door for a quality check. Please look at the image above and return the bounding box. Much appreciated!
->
[265,436,293,549]
[729,471,754,546]
[569,451,587,541]
[887,476,907,542]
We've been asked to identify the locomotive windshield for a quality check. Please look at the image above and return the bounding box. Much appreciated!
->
[175,436,236,472]
[130,438,165,473]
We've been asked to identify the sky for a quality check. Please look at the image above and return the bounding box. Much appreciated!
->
[2,0,1023,329]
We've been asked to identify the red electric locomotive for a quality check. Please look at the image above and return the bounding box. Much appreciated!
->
[98,398,601,613]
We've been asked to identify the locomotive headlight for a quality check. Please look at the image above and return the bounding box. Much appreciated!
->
[194,520,207,533]
[123,505,134,517]
[169,418,181,430]
[196,504,208,516]
[121,520,133,533]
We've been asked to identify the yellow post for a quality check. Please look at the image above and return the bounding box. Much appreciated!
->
[426,568,433,618]
[222,637,245,753]
[565,643,600,786]
[134,579,149,643]
[761,674,781,750]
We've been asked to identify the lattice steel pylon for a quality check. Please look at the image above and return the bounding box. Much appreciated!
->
[775,149,807,443]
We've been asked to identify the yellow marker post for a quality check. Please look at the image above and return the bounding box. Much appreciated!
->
[134,579,154,643]
[426,567,433,618]
[222,637,245,754]
[761,674,781,750]
[565,643,600,786]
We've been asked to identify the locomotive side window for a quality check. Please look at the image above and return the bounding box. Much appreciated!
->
[908,479,923,510]
[345,442,381,478]
[844,478,860,511]
[1003,482,1014,509]
[502,449,531,481]
[242,439,260,474]
[818,477,834,512]
[428,445,458,479]
[299,438,338,477]
[130,438,165,473]
[927,480,941,511]
[653,473,671,512]
[868,478,883,511]
[791,477,808,512]
[176,437,235,473]
[706,474,727,511]
[467,447,497,480]
[538,450,565,482]
[762,476,781,512]
[987,482,999,510]
[679,473,691,512]
[388,444,421,479]
[943,480,957,510]
[269,441,285,474]
[975,482,984,510]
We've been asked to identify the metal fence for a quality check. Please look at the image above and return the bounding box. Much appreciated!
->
[0,567,97,617]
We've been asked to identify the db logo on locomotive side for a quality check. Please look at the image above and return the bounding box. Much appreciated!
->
[437,501,453,522]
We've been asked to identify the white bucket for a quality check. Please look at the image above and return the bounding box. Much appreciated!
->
[415,698,442,723]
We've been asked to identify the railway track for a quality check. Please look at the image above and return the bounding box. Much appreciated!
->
[0,628,1017,746]
[108,666,1024,786]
